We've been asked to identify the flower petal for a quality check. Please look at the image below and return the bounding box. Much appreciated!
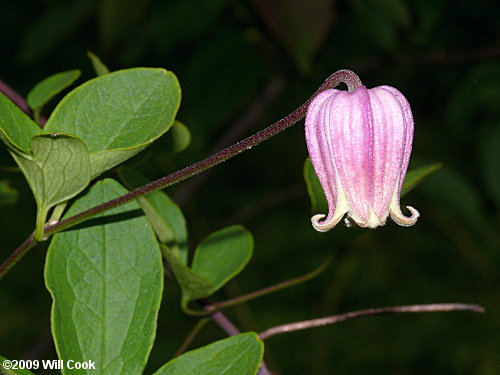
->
[330,87,373,225]
[306,89,346,228]
[378,85,414,190]
[369,86,408,223]
[305,80,419,231]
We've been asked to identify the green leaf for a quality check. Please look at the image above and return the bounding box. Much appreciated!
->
[165,247,213,303]
[119,167,188,263]
[166,226,253,304]
[27,69,81,111]
[87,51,110,76]
[44,68,181,178]
[45,179,163,375]
[152,333,264,375]
[163,120,191,153]
[11,134,91,240]
[0,92,41,154]
[0,355,36,375]
[0,182,18,206]
[191,225,253,295]
[401,163,443,196]
[303,158,328,214]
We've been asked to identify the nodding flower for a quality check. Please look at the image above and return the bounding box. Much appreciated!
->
[305,81,419,231]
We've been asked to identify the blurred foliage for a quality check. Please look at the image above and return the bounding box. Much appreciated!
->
[0,0,498,374]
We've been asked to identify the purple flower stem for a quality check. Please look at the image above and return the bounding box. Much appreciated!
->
[0,69,361,279]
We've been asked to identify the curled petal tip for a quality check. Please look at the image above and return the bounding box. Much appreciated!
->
[311,213,344,232]
[390,205,419,227]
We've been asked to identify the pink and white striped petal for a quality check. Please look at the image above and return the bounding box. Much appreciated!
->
[305,84,419,230]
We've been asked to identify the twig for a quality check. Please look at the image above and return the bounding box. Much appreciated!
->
[0,233,37,279]
[259,303,485,340]
[174,318,210,357]
[206,256,331,313]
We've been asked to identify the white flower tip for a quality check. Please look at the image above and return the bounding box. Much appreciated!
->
[390,205,419,227]
[311,213,344,232]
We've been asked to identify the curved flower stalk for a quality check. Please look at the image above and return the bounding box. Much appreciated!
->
[305,82,419,231]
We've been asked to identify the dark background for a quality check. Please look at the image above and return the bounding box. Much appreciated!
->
[0,0,498,374]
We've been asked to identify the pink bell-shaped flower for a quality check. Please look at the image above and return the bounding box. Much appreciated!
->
[305,84,419,231]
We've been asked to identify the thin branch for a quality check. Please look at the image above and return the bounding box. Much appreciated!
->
[206,256,332,313]
[183,257,330,316]
[0,69,361,279]
[198,298,241,336]
[174,318,210,357]
[258,303,485,340]
[0,233,37,279]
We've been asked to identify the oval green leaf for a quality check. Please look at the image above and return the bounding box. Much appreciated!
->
[45,179,163,375]
[27,69,81,111]
[152,333,264,375]
[12,134,91,210]
[44,68,181,177]
[191,225,253,295]
[11,134,91,239]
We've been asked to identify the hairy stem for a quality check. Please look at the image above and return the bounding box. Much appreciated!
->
[44,69,360,235]
[258,303,485,340]
[0,69,361,279]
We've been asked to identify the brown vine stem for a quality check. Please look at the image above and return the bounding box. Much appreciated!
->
[258,303,485,340]
[0,69,362,280]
